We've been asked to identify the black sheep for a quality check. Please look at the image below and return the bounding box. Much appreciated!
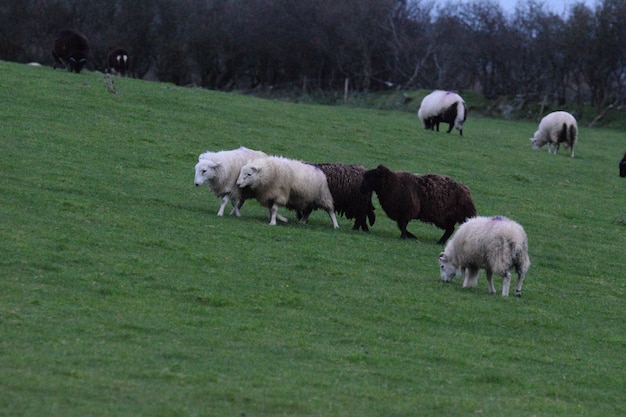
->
[298,163,376,231]
[107,47,130,76]
[360,164,477,244]
[620,151,626,178]
[52,30,90,73]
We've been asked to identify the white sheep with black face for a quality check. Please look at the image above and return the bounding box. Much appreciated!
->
[530,111,578,157]
[194,146,267,216]
[418,90,467,136]
[439,216,530,297]
[237,156,339,228]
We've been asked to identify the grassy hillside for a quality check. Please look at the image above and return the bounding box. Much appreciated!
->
[1,60,624,417]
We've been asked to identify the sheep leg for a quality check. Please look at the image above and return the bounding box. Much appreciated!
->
[268,204,279,226]
[229,198,246,217]
[446,123,454,134]
[501,271,511,297]
[276,213,289,223]
[217,196,230,216]
[354,216,369,232]
[328,210,339,229]
[397,220,417,239]
[462,268,479,288]
[485,271,496,294]
[298,212,310,224]
[514,272,525,297]
[437,226,455,245]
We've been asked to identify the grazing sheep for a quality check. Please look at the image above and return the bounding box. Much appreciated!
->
[297,163,375,231]
[360,165,476,244]
[620,151,626,178]
[237,156,339,228]
[194,147,268,217]
[107,47,129,76]
[52,30,90,73]
[530,111,578,157]
[418,90,467,136]
[439,216,530,297]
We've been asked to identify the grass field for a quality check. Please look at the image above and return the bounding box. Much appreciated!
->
[1,60,625,416]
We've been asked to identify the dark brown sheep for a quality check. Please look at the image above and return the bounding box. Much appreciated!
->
[360,164,477,244]
[52,30,90,73]
[107,47,129,76]
[298,163,376,231]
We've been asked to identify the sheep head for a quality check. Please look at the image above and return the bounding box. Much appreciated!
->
[438,252,457,282]
[194,159,221,186]
[360,165,389,194]
[529,136,543,150]
[237,165,259,188]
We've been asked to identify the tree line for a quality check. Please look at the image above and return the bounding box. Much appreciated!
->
[1,0,624,110]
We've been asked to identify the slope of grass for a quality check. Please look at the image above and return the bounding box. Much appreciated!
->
[1,61,625,416]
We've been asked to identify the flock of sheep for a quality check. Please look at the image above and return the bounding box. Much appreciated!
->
[193,89,599,297]
[193,90,545,297]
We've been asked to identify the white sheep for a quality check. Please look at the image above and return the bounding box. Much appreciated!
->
[438,216,530,297]
[236,156,339,228]
[417,90,467,136]
[530,111,578,157]
[194,146,267,216]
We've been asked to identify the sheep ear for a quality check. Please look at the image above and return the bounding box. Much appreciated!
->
[438,252,446,260]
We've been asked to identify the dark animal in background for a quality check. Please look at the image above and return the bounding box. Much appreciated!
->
[360,164,477,244]
[52,30,90,73]
[620,152,626,178]
[108,47,129,76]
[299,163,376,231]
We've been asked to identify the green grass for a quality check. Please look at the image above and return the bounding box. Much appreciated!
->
[1,60,625,416]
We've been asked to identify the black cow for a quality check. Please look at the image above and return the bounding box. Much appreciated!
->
[52,30,90,73]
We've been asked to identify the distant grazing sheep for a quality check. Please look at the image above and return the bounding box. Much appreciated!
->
[237,156,339,228]
[360,165,477,244]
[52,30,90,73]
[194,147,267,217]
[439,216,530,297]
[620,152,626,178]
[418,90,467,136]
[107,47,129,76]
[298,163,375,231]
[530,111,578,157]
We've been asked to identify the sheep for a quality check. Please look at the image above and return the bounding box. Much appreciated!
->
[360,165,477,244]
[530,111,578,157]
[298,163,375,231]
[194,147,268,217]
[619,151,626,178]
[417,90,467,136]
[107,47,129,76]
[236,156,339,228]
[52,30,90,73]
[438,216,530,297]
